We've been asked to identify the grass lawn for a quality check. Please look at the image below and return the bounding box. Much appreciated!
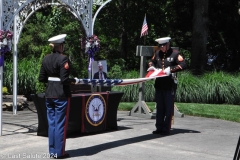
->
[118,102,240,123]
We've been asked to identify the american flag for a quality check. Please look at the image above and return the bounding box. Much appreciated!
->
[74,70,167,87]
[140,15,148,38]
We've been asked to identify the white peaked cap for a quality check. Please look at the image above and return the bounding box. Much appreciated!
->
[98,62,103,66]
[155,37,171,44]
[48,34,67,43]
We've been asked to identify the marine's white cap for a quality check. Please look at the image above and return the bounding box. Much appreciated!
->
[155,37,171,45]
[48,34,67,43]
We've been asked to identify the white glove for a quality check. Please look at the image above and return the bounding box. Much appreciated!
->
[147,66,156,71]
[74,77,80,84]
[164,67,171,76]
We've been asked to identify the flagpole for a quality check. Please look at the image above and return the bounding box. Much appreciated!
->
[144,35,146,45]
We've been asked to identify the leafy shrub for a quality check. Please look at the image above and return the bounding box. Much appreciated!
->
[2,87,9,95]
[108,64,123,79]
[175,71,240,104]
[113,70,240,104]
[107,58,125,79]
[4,57,38,97]
[3,46,51,97]
[35,46,51,94]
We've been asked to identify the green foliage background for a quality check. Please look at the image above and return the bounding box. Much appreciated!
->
[2,1,240,103]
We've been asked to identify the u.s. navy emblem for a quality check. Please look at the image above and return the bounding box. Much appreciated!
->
[86,94,106,126]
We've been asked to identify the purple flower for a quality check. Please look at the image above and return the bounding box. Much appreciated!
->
[0,30,13,41]
[84,35,100,71]
[6,31,13,40]
[0,30,13,67]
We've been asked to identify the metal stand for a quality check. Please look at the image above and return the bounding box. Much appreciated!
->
[129,49,154,119]
[129,101,155,119]
[174,104,184,117]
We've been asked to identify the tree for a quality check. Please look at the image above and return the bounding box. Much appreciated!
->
[191,0,209,74]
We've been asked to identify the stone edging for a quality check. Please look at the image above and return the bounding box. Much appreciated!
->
[2,95,35,111]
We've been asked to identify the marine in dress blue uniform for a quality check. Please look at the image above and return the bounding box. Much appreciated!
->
[149,37,186,135]
[39,34,75,159]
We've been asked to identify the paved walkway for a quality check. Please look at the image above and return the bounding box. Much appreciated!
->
[0,110,240,160]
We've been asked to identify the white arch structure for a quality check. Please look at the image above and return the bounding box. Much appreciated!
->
[0,0,112,136]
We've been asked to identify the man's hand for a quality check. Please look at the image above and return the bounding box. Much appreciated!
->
[164,67,171,76]
[74,77,80,84]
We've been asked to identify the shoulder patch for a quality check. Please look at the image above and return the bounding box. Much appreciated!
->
[64,62,69,70]
[178,55,184,62]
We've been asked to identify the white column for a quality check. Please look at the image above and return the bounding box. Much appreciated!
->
[13,14,17,115]
[89,0,94,82]
[89,0,93,36]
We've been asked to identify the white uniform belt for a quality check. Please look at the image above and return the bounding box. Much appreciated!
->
[48,77,61,81]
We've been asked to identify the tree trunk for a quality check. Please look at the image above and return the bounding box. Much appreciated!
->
[191,0,209,75]
[120,0,127,61]
[121,29,127,60]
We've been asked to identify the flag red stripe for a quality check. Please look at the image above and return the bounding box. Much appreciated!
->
[145,70,166,78]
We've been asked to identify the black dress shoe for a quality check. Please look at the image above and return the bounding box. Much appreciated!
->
[54,153,70,159]
[152,130,162,134]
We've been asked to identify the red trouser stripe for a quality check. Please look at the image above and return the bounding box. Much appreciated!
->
[81,95,85,132]
[168,97,174,131]
[62,98,70,156]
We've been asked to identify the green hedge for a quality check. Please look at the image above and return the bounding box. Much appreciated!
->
[112,70,240,105]
[4,57,39,98]
[176,71,240,104]
[3,58,240,105]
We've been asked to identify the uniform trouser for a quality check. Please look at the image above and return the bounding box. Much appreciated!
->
[46,98,70,157]
[155,89,174,133]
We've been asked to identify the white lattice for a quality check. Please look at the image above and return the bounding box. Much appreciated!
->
[1,0,94,43]
[93,0,105,5]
